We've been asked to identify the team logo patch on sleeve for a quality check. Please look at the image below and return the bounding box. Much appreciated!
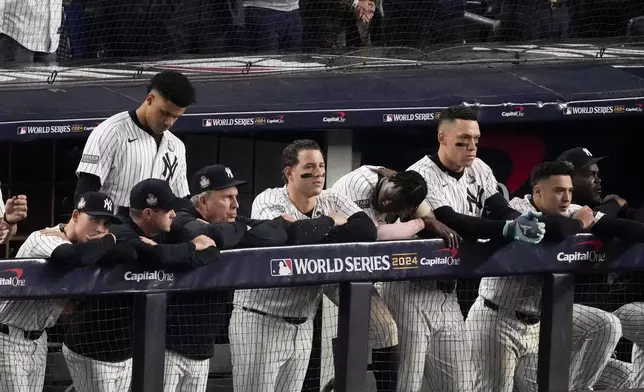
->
[355,199,371,209]
[81,154,100,164]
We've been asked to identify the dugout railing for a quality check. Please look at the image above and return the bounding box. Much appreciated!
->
[0,235,642,392]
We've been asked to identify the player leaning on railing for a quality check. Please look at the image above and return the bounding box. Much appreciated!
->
[0,191,119,392]
[0,188,28,244]
[162,164,289,391]
[468,160,644,392]
[62,179,218,392]
[229,139,377,392]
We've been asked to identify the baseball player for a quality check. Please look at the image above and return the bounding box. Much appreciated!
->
[0,188,28,244]
[379,106,546,392]
[0,191,118,392]
[63,179,218,392]
[325,165,461,392]
[469,160,644,392]
[75,70,195,212]
[230,139,378,392]
[160,165,289,392]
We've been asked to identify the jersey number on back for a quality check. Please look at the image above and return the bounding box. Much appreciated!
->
[162,153,178,181]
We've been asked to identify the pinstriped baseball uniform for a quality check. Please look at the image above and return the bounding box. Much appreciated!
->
[230,186,363,392]
[76,111,190,207]
[378,156,496,392]
[468,194,622,392]
[329,165,398,349]
[0,189,5,216]
[0,226,70,392]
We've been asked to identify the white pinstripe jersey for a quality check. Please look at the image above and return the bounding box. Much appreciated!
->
[233,186,363,318]
[479,195,605,315]
[330,165,385,224]
[0,226,70,331]
[0,189,4,217]
[408,156,499,217]
[76,111,189,207]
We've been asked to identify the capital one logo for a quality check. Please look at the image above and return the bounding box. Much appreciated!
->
[556,240,606,263]
[420,247,460,267]
[323,112,346,123]
[501,105,524,117]
[0,268,26,287]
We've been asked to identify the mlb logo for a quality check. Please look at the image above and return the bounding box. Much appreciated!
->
[202,119,213,127]
[17,127,27,135]
[383,114,393,122]
[270,258,293,277]
[564,107,572,115]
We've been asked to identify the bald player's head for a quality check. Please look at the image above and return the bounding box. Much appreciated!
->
[436,106,480,172]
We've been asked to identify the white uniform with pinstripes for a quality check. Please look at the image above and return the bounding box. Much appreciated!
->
[230,186,363,392]
[74,111,189,391]
[614,302,644,388]
[329,165,397,349]
[379,156,495,392]
[0,226,70,392]
[76,111,190,207]
[467,194,623,392]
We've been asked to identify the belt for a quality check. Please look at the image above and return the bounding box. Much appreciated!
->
[242,307,308,325]
[0,324,44,341]
[483,300,540,325]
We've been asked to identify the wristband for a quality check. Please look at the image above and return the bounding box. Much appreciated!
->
[3,213,18,226]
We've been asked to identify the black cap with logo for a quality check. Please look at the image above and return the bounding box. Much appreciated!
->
[190,164,247,195]
[130,179,183,211]
[556,147,606,171]
[74,191,119,222]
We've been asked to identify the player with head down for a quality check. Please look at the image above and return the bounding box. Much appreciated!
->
[229,139,377,392]
[469,160,644,392]
[379,105,547,392]
[0,192,119,392]
[323,165,461,392]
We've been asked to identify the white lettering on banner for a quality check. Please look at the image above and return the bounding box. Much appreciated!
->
[211,118,255,127]
[0,277,26,287]
[556,251,606,263]
[323,116,346,123]
[123,270,174,282]
[501,110,524,117]
[17,125,72,135]
[565,106,614,115]
[290,255,391,275]
[420,256,460,267]
[383,113,436,122]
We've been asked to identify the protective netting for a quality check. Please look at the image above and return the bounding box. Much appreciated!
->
[2,1,644,87]
[0,274,635,390]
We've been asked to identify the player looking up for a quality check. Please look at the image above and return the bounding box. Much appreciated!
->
[229,139,377,392]
[379,105,546,392]
[0,192,118,392]
[75,70,195,214]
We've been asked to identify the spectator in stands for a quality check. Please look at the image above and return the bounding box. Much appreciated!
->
[62,179,218,392]
[0,190,28,244]
[0,191,118,392]
[0,0,61,63]
[162,164,289,391]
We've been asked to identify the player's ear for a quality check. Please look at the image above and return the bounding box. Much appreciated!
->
[437,130,447,146]
[284,166,293,182]
[71,210,80,222]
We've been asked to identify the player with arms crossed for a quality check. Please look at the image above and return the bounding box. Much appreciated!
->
[0,188,28,244]
[469,160,644,392]
[75,70,195,212]
[326,165,461,392]
[63,179,218,392]
[380,106,546,392]
[0,192,118,392]
[230,139,377,392]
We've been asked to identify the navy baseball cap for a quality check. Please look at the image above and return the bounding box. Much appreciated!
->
[74,192,119,222]
[130,179,183,211]
[556,147,606,170]
[190,164,247,195]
